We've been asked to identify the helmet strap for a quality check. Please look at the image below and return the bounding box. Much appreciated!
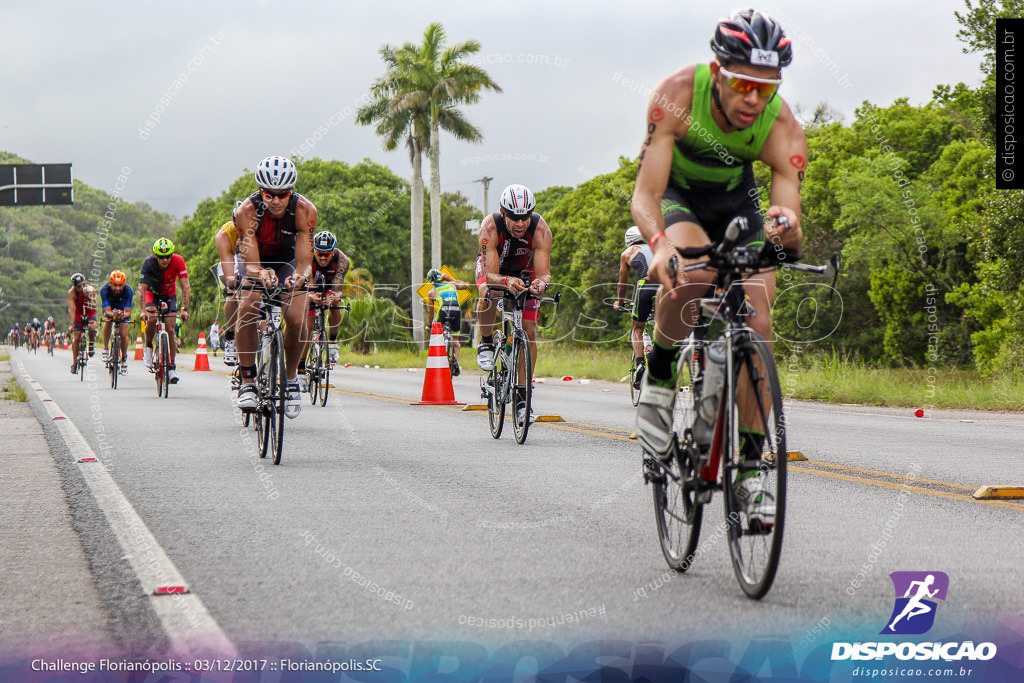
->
[711,84,737,130]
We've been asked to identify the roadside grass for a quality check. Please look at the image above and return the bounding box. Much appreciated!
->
[337,343,1024,412]
[0,351,28,402]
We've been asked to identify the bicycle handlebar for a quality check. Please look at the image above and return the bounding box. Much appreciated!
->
[485,283,561,308]
[667,216,841,291]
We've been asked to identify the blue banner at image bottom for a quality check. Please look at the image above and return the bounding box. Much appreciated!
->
[1,624,1022,683]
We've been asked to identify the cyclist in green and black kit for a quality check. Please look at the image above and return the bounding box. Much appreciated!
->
[631,9,807,528]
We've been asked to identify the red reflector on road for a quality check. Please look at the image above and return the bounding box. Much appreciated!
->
[53,416,66,420]
[78,457,98,463]
[153,585,189,595]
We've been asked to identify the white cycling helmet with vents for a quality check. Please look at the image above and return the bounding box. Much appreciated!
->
[499,184,535,217]
[254,156,298,190]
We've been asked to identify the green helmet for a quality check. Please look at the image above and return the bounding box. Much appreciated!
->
[427,269,443,284]
[153,238,175,256]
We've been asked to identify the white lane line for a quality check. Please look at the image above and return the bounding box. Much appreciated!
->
[13,357,237,658]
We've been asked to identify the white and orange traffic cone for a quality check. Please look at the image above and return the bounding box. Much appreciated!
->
[194,332,210,371]
[133,334,144,360]
[411,322,463,406]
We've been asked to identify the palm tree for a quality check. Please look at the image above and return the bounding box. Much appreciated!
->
[412,23,501,269]
[357,44,430,347]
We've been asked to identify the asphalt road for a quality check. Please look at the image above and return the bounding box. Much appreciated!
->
[9,345,1024,660]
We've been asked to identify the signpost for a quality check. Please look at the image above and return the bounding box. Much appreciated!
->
[0,163,74,206]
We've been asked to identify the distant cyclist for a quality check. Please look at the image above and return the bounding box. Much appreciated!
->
[99,270,134,375]
[44,316,58,347]
[26,318,43,349]
[67,273,98,373]
[139,238,191,384]
[214,219,242,365]
[614,226,658,389]
[233,155,316,418]
[308,230,349,364]
[426,268,470,376]
[631,9,806,529]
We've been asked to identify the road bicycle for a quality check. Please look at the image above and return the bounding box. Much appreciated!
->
[149,301,175,399]
[305,297,349,407]
[441,319,461,378]
[73,316,93,382]
[45,330,55,356]
[617,308,655,407]
[480,279,559,445]
[241,276,304,465]
[645,216,839,599]
[104,314,132,389]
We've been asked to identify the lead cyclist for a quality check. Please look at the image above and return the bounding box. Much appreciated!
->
[631,9,807,529]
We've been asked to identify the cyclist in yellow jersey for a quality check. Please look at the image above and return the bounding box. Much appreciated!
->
[425,269,470,375]
[215,219,242,365]
[632,9,807,527]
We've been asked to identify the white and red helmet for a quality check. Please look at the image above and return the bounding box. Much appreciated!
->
[254,156,298,190]
[499,184,535,217]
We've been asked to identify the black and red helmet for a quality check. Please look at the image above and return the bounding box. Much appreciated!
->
[711,9,792,69]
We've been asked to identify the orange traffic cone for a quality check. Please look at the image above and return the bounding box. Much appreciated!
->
[63,337,68,350]
[133,335,144,360]
[411,322,464,406]
[194,333,210,371]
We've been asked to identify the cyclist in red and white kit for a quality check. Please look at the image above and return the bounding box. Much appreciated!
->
[473,184,553,379]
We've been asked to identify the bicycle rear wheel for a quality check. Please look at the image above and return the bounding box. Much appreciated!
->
[487,334,505,439]
[629,355,642,406]
[721,331,786,599]
[318,340,330,407]
[511,332,532,445]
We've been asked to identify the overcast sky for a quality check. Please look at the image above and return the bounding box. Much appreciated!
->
[2,0,984,221]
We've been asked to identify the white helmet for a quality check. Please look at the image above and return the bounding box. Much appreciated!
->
[624,226,643,246]
[254,156,297,190]
[499,184,535,217]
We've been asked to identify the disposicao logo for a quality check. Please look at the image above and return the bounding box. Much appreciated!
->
[881,571,948,635]
[831,570,997,663]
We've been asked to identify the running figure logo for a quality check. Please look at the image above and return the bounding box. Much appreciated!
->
[881,571,949,635]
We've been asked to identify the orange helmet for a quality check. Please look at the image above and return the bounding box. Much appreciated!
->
[109,270,127,286]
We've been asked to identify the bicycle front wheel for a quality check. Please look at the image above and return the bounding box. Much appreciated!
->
[721,331,786,599]
[79,335,87,382]
[307,341,321,405]
[651,343,704,571]
[160,335,170,398]
[318,341,330,407]
[109,339,119,389]
[269,332,287,465]
[487,335,505,439]
[511,332,532,445]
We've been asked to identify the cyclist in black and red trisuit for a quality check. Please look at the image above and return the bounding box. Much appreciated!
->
[307,230,349,364]
[473,183,554,380]
[232,155,316,419]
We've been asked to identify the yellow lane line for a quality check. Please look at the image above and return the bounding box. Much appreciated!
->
[800,459,977,491]
[331,386,1021,510]
[789,466,1024,512]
